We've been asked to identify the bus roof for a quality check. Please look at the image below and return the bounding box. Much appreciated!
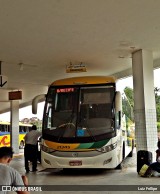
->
[51,76,116,86]
[0,121,10,125]
[19,122,32,127]
[0,121,32,127]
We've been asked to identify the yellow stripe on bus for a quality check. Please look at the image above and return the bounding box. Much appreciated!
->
[44,140,80,151]
[44,140,95,151]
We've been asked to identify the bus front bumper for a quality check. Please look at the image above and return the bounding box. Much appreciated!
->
[41,149,119,169]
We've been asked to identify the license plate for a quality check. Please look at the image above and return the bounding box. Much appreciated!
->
[69,160,82,166]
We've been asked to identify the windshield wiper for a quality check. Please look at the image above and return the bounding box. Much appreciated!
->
[57,123,76,142]
[56,124,66,142]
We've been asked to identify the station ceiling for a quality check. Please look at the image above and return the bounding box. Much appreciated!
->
[0,0,160,113]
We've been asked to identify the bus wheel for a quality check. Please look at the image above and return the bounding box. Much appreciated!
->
[128,140,134,157]
[19,141,24,149]
[115,163,122,170]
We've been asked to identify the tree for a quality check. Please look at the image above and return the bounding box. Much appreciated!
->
[123,86,160,122]
[124,87,134,108]
[122,87,134,122]
[154,87,160,122]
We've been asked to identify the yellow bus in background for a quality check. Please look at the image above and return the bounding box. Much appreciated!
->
[0,121,32,148]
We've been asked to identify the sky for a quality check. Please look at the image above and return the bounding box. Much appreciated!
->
[0,101,45,122]
[0,68,160,122]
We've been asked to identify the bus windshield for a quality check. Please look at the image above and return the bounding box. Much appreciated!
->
[43,85,116,142]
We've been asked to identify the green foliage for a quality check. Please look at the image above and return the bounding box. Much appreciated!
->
[123,87,134,122]
[30,120,42,130]
[123,86,160,123]
[124,87,134,108]
[157,122,160,132]
[154,87,160,122]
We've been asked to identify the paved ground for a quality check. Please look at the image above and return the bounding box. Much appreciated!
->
[7,148,160,194]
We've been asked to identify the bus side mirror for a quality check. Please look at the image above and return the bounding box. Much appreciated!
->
[118,111,121,126]
[32,94,46,114]
[115,91,122,111]
[115,91,122,129]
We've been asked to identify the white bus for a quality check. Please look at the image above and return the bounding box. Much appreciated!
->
[33,76,135,169]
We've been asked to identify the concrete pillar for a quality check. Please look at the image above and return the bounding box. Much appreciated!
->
[10,100,19,154]
[132,49,157,157]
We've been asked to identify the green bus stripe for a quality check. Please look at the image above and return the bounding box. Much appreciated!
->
[77,143,94,149]
[90,139,110,148]
[77,139,110,149]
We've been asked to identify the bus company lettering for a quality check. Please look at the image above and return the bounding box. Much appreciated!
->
[0,135,10,146]
[57,145,70,149]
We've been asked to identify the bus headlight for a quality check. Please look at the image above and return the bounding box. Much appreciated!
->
[41,145,56,153]
[96,142,117,153]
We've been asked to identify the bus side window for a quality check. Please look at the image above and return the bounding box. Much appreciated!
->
[19,126,24,132]
[8,125,10,132]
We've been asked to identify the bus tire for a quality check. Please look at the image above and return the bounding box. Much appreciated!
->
[19,140,24,149]
[122,142,125,159]
[115,163,122,170]
[128,139,134,157]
